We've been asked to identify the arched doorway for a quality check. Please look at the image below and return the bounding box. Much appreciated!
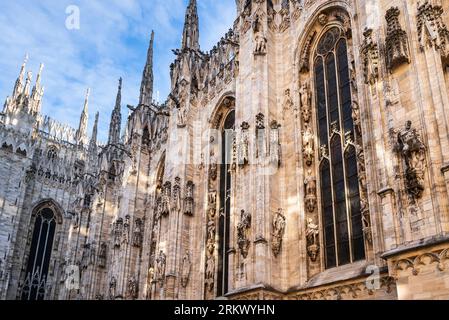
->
[21,204,61,300]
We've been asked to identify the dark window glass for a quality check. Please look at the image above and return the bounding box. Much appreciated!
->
[326,54,340,130]
[345,146,365,261]
[217,110,234,297]
[315,57,328,146]
[22,208,57,300]
[314,30,365,268]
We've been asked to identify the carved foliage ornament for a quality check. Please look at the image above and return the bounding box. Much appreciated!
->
[417,1,449,65]
[385,7,411,72]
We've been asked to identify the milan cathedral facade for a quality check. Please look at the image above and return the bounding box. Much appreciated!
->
[1,0,449,300]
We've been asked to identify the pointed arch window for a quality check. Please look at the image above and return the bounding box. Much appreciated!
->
[217,109,235,297]
[314,27,365,269]
[21,208,57,300]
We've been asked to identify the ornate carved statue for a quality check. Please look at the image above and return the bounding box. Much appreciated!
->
[122,215,130,245]
[393,121,426,200]
[306,218,320,262]
[180,250,191,288]
[127,276,138,300]
[270,121,282,168]
[172,177,182,212]
[113,219,123,248]
[361,28,379,85]
[304,170,317,213]
[299,81,311,123]
[207,220,216,245]
[184,181,194,216]
[205,254,215,292]
[209,151,218,182]
[132,218,143,247]
[237,210,251,259]
[271,208,286,257]
[239,122,250,167]
[161,182,171,216]
[177,80,189,128]
[208,192,217,219]
[282,89,294,118]
[302,124,314,167]
[155,250,166,283]
[253,15,267,55]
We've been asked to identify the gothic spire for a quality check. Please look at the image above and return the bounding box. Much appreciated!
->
[76,88,90,146]
[31,63,45,114]
[139,31,154,107]
[108,78,122,145]
[88,112,99,155]
[23,71,32,97]
[13,54,28,98]
[181,0,200,50]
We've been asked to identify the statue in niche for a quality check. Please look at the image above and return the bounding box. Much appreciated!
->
[209,151,218,182]
[208,192,217,218]
[282,89,294,118]
[177,80,189,128]
[272,208,286,257]
[237,210,251,259]
[239,122,250,167]
[113,219,123,248]
[127,276,138,300]
[161,182,171,217]
[155,250,166,283]
[253,14,267,55]
[270,121,282,168]
[109,276,117,300]
[306,218,320,262]
[393,121,426,200]
[122,215,130,245]
[304,170,317,213]
[80,243,90,270]
[184,181,194,216]
[207,220,216,244]
[172,178,182,212]
[132,218,143,247]
[302,124,314,167]
[98,242,107,268]
[180,250,191,288]
[205,254,215,292]
[351,101,361,130]
[299,81,311,123]
[89,243,96,265]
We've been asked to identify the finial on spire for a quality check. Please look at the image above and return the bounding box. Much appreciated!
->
[76,88,90,146]
[31,63,45,114]
[23,71,33,96]
[13,54,29,98]
[108,78,123,145]
[139,31,154,107]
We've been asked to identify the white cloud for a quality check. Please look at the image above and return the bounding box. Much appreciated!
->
[0,0,236,142]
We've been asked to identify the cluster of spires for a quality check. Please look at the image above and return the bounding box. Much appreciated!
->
[3,0,200,148]
[4,54,45,116]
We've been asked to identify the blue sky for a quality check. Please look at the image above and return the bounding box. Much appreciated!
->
[0,0,236,142]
